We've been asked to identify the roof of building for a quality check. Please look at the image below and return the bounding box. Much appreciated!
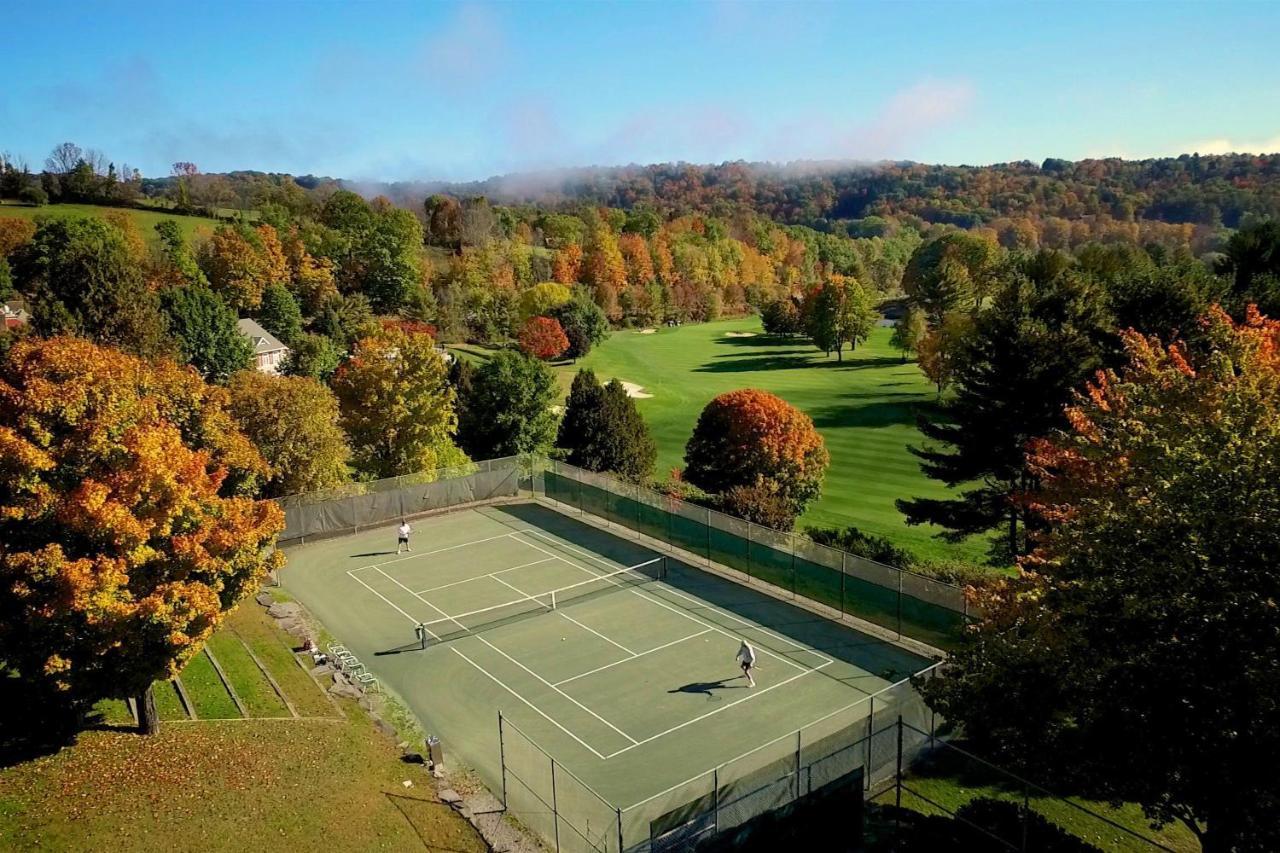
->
[236,318,288,355]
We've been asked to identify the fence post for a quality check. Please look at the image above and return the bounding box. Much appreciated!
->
[617,807,624,853]
[551,756,560,852]
[840,551,847,619]
[498,712,508,809]
[794,730,802,802]
[865,697,874,792]
[790,531,797,599]
[665,496,673,554]
[746,521,754,583]
[713,767,720,835]
[895,715,904,809]
[704,507,712,566]
[896,568,904,640]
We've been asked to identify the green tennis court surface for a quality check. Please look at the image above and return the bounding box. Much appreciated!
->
[282,502,933,845]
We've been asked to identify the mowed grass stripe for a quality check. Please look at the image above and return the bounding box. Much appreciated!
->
[561,317,991,563]
[206,632,289,718]
[179,650,241,720]
[153,680,189,721]
[224,602,339,718]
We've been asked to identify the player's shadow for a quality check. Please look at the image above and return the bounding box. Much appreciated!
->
[668,678,747,697]
[352,550,398,558]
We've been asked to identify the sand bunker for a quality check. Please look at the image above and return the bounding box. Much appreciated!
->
[638,328,657,335]
[724,331,757,338]
[620,381,653,399]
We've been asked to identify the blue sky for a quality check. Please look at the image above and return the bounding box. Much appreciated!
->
[5,0,1278,182]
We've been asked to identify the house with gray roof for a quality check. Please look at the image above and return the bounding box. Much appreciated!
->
[236,318,289,374]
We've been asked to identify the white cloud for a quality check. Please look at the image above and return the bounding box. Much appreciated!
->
[1177,134,1280,156]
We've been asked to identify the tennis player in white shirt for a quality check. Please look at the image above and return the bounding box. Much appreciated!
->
[736,640,758,687]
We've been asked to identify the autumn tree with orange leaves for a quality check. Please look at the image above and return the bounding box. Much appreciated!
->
[551,244,583,285]
[0,337,283,734]
[923,307,1280,852]
[518,315,569,360]
[683,389,829,527]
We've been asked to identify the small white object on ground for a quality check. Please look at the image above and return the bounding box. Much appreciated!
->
[724,331,757,338]
[639,328,657,334]
[619,381,653,399]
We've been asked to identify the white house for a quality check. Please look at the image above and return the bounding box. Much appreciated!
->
[236,318,289,374]
[2,299,29,329]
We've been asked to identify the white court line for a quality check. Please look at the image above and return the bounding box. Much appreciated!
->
[346,569,419,624]
[391,560,641,749]
[520,528,834,667]
[554,630,712,687]
[603,660,832,759]
[658,584,835,667]
[512,530,813,674]
[474,634,639,745]
[491,573,541,604]
[558,611,636,656]
[350,531,520,574]
[414,557,555,594]
[452,647,609,760]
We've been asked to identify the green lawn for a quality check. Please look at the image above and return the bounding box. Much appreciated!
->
[205,632,289,718]
[558,316,992,564]
[0,201,222,245]
[178,650,241,720]
[153,680,189,721]
[878,763,1200,852]
[0,598,487,852]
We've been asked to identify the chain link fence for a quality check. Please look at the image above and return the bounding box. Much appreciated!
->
[275,456,529,546]
[498,666,945,853]
[530,457,971,651]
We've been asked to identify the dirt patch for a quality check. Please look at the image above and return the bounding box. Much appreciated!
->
[620,381,653,399]
[638,328,657,334]
[724,331,757,338]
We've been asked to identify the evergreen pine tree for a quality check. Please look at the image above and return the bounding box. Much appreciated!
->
[897,251,1110,559]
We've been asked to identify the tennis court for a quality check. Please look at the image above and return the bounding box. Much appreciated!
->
[282,501,935,850]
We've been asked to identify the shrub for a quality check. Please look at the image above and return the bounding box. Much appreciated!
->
[721,482,797,530]
[805,524,917,568]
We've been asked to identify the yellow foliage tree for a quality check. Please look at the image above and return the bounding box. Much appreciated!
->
[331,326,465,478]
[0,337,283,732]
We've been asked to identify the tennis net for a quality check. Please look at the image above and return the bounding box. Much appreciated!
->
[419,556,666,645]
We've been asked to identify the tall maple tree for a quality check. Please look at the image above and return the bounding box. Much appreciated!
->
[0,337,282,733]
[925,307,1280,852]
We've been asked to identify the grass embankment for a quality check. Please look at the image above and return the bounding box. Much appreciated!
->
[556,316,992,564]
[0,601,487,852]
[0,201,223,244]
[878,763,1200,852]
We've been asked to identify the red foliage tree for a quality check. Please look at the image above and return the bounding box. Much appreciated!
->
[683,388,829,525]
[518,316,570,360]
